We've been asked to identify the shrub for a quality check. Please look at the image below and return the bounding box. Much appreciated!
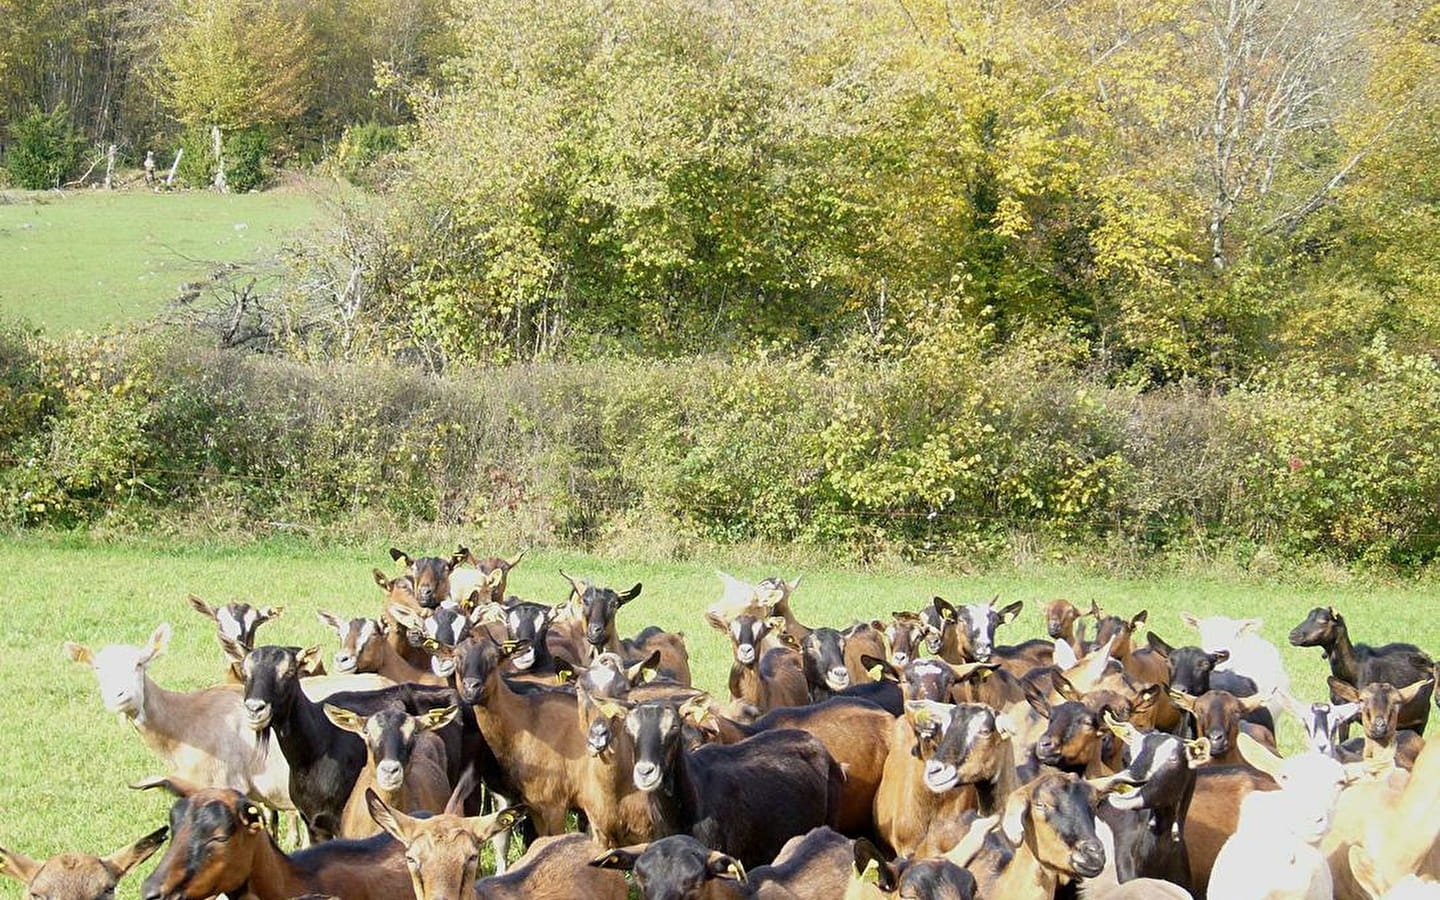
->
[4,105,85,189]
[174,126,270,191]
[334,121,404,186]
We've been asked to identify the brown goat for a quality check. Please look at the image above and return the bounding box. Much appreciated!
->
[1331,676,1432,769]
[973,772,1119,898]
[684,694,894,838]
[317,611,446,685]
[366,785,526,900]
[137,777,411,900]
[874,702,980,856]
[0,827,167,900]
[449,547,526,610]
[707,611,809,716]
[446,636,587,834]
[476,833,629,899]
[1182,764,1279,896]
[325,704,456,838]
[1168,688,1277,765]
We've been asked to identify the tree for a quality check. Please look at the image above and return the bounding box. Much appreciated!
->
[156,0,312,188]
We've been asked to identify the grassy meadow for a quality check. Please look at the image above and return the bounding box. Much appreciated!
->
[0,531,1437,894]
[0,184,330,333]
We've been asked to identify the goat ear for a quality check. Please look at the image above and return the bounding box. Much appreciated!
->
[449,547,470,567]
[1238,693,1268,715]
[1332,701,1362,725]
[478,804,529,837]
[1167,688,1198,713]
[389,547,411,566]
[323,704,366,734]
[904,700,951,731]
[64,641,94,666]
[1236,732,1285,780]
[500,639,530,660]
[365,789,415,845]
[618,583,643,605]
[553,656,578,683]
[932,597,956,621]
[417,706,458,731]
[1024,682,1052,719]
[1053,673,1084,703]
[1129,610,1148,630]
[372,569,390,590]
[484,567,506,589]
[1397,676,1434,705]
[1145,632,1173,657]
[238,802,266,832]
[388,604,426,632]
[1000,788,1031,845]
[140,623,172,665]
[129,775,201,797]
[863,655,899,683]
[1347,846,1389,899]
[1208,649,1230,667]
[103,825,169,876]
[1328,676,1362,704]
[953,661,1001,682]
[217,634,248,664]
[998,600,1023,624]
[258,606,283,621]
[316,610,345,638]
[773,622,800,649]
[0,845,41,884]
[1185,737,1212,766]
[590,845,645,871]
[852,839,898,891]
[188,594,218,620]
[1052,638,1079,670]
[677,694,712,726]
[704,611,731,634]
[706,851,744,881]
[298,645,324,672]
[504,549,527,570]
[1179,612,1201,630]
[627,650,662,684]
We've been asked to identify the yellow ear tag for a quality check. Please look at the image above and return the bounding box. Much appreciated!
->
[914,708,932,726]
[868,664,885,680]
[860,859,881,884]
[1111,782,1136,795]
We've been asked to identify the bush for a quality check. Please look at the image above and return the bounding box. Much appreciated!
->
[2,328,1438,567]
[174,126,270,191]
[4,105,85,189]
[334,121,404,186]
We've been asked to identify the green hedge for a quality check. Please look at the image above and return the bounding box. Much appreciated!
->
[2,327,1437,567]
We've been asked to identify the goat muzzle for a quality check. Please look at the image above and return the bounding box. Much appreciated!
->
[1070,841,1106,878]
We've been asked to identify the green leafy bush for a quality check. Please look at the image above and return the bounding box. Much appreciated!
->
[175,126,270,191]
[4,105,85,189]
[2,328,1438,567]
[334,121,404,186]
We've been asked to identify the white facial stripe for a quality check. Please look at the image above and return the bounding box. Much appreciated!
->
[356,620,377,653]
[731,621,744,641]
[964,711,988,744]
[241,609,259,638]
[216,608,244,641]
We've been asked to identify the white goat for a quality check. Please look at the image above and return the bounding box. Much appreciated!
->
[65,623,294,815]
[1181,612,1291,727]
[1207,733,1354,900]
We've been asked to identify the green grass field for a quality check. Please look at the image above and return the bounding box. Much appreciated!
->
[0,183,330,333]
[0,532,1435,896]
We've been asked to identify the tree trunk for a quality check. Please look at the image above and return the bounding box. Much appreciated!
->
[211,125,228,193]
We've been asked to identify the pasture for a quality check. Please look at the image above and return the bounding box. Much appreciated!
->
[0,532,1435,896]
[0,184,329,333]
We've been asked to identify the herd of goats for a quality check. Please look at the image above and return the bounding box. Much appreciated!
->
[7,546,1440,900]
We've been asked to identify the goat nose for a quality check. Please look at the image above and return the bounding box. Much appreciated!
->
[334,653,355,671]
[461,678,483,698]
[893,652,908,665]
[377,760,403,785]
[245,698,268,714]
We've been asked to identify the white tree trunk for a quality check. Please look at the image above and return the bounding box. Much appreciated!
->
[211,125,228,193]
